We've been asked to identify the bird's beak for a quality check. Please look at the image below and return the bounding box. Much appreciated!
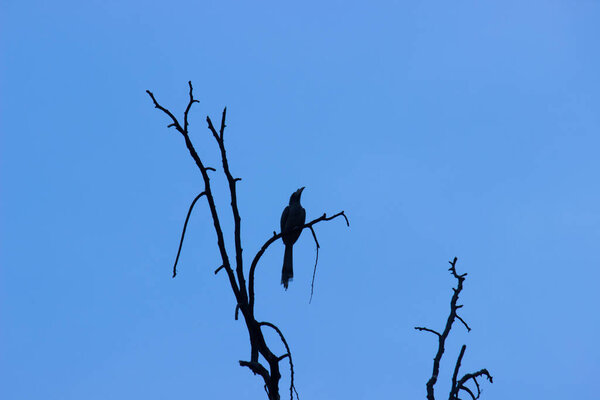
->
[298,187,305,195]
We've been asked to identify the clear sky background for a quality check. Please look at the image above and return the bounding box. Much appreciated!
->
[1,1,599,399]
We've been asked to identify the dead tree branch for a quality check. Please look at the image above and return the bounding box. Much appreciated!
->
[172,192,206,277]
[308,226,319,303]
[414,257,492,400]
[147,82,347,400]
[260,321,299,400]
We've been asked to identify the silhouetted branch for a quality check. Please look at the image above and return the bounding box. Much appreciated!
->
[456,369,493,400]
[172,192,206,278]
[207,111,247,303]
[220,107,227,139]
[240,360,270,379]
[249,211,349,311]
[146,90,183,132]
[450,345,467,398]
[308,226,319,304]
[414,327,441,337]
[459,384,477,400]
[214,265,225,275]
[184,81,200,133]
[260,322,299,400]
[415,257,492,400]
[456,315,471,332]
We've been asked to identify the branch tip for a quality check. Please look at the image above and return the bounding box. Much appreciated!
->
[415,327,442,337]
[220,107,227,139]
[309,226,320,303]
[456,314,472,332]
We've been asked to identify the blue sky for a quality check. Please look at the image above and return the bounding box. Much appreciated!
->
[1,1,599,399]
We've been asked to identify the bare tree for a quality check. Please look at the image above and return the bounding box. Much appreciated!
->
[415,258,493,400]
[146,82,349,400]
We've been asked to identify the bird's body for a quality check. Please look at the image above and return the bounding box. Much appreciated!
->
[280,187,306,289]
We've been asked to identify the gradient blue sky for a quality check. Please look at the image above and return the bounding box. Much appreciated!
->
[1,1,599,399]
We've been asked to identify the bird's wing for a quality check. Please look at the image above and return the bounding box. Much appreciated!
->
[280,205,290,232]
[300,207,306,225]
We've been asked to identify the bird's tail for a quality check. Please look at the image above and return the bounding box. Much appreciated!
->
[281,245,294,289]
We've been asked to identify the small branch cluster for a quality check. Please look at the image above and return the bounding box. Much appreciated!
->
[147,82,348,400]
[414,258,493,400]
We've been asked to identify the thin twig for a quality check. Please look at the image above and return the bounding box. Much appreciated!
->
[183,81,199,133]
[308,226,320,303]
[456,315,472,332]
[172,192,205,278]
[214,265,224,275]
[146,90,183,133]
[457,369,493,389]
[414,327,441,337]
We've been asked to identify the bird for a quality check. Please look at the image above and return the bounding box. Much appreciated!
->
[280,187,306,289]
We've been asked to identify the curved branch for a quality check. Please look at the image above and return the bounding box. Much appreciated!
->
[172,192,206,278]
[414,327,441,337]
[457,369,493,390]
[248,211,349,311]
[308,226,319,304]
[459,384,477,400]
[260,322,299,400]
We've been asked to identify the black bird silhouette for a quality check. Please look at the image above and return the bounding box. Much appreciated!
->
[280,187,306,289]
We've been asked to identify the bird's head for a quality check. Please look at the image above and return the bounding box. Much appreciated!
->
[289,186,305,204]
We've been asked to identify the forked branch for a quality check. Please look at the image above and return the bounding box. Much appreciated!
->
[414,258,492,400]
[147,82,241,300]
